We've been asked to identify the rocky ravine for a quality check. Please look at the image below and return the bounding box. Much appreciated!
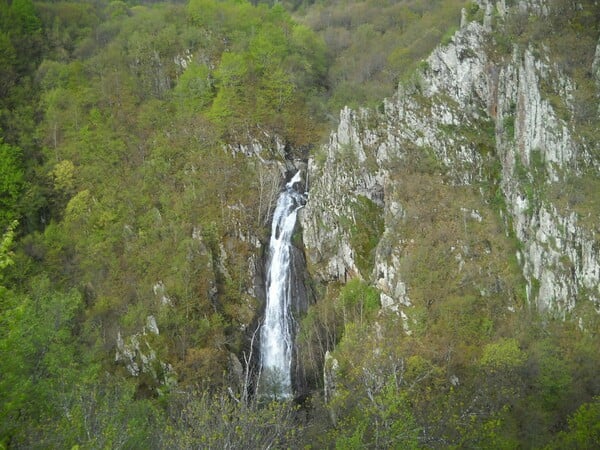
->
[300,0,600,324]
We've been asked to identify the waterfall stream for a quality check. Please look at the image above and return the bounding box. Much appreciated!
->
[260,171,305,398]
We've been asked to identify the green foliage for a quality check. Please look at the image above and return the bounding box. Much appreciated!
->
[549,397,600,449]
[480,338,526,374]
[0,0,44,137]
[336,277,380,325]
[164,390,301,448]
[548,169,600,233]
[324,319,444,448]
[0,275,83,445]
[10,0,41,34]
[13,373,164,448]
[8,2,329,415]
[0,0,599,447]
[441,25,458,46]
[346,195,384,277]
[0,32,17,97]
[0,221,16,274]
[299,0,466,110]
[530,339,573,411]
[297,284,343,387]
[441,117,496,158]
[0,141,24,230]
[185,0,326,147]
[465,2,483,23]
[173,62,214,112]
[333,383,420,449]
[503,114,515,139]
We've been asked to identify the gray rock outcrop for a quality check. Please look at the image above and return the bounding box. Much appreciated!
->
[301,0,600,320]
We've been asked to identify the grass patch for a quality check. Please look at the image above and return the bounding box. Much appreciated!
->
[347,195,384,277]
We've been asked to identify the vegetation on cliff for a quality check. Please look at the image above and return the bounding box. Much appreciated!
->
[1,0,600,448]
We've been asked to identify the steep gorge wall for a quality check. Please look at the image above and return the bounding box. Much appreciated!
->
[301,0,600,322]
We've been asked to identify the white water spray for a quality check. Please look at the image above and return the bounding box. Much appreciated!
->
[260,171,305,398]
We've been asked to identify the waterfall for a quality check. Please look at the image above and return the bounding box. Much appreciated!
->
[260,171,305,398]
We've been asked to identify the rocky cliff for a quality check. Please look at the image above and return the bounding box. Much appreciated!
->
[300,0,600,324]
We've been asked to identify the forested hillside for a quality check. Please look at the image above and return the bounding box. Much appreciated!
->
[1,0,600,448]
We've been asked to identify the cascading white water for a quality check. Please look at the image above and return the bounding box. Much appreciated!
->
[260,171,305,398]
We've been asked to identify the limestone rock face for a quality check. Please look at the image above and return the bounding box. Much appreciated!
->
[301,107,381,282]
[323,350,339,404]
[115,315,177,388]
[594,37,600,91]
[301,0,600,318]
